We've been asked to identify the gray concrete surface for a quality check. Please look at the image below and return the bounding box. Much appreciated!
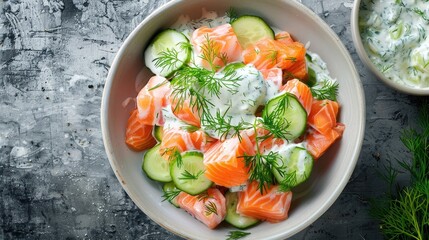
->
[0,0,426,239]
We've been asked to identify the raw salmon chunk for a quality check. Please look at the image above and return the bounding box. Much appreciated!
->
[176,188,226,229]
[203,132,255,187]
[243,38,306,71]
[282,79,313,115]
[136,76,170,126]
[170,97,201,127]
[125,109,157,151]
[305,123,345,159]
[159,127,215,161]
[237,181,293,223]
[283,58,308,81]
[275,31,294,45]
[192,24,242,71]
[308,99,339,134]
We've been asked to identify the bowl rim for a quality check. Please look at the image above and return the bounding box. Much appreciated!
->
[101,0,366,239]
[351,0,429,96]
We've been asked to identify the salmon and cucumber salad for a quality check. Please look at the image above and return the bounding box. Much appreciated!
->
[124,9,345,230]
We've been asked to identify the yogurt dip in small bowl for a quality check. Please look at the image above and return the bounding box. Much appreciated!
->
[352,0,429,95]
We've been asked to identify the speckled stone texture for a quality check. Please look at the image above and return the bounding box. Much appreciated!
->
[0,0,427,239]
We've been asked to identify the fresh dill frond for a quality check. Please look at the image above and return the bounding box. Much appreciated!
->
[242,147,285,194]
[180,124,200,133]
[310,80,339,101]
[169,64,241,118]
[161,188,182,202]
[152,43,190,74]
[226,230,251,240]
[412,8,429,22]
[199,34,222,71]
[179,170,204,180]
[259,93,291,139]
[148,79,170,91]
[266,50,278,64]
[198,65,241,97]
[219,52,229,66]
[371,185,429,240]
[204,201,218,216]
[201,108,252,141]
[161,147,182,166]
[226,8,238,24]
[278,171,298,192]
[196,192,209,201]
[370,103,429,240]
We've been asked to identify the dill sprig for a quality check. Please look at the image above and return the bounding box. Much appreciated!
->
[278,171,299,192]
[170,64,241,116]
[204,201,218,216]
[148,79,170,91]
[161,188,182,202]
[199,34,223,71]
[258,93,291,140]
[161,147,182,166]
[179,169,204,180]
[412,8,429,22]
[370,103,429,240]
[226,230,251,240]
[243,150,285,194]
[241,124,287,194]
[310,80,339,101]
[201,108,252,141]
[180,125,200,133]
[152,42,192,74]
[226,8,238,24]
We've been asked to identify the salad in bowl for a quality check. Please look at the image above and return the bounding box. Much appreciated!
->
[126,8,343,230]
[101,0,364,239]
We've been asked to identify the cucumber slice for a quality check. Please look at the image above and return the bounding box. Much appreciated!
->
[231,15,275,49]
[170,151,212,195]
[263,92,307,140]
[154,125,163,142]
[142,144,172,182]
[162,182,180,208]
[144,29,191,77]
[225,192,259,229]
[273,146,313,188]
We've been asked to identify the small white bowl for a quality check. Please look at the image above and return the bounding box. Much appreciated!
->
[101,0,365,239]
[351,0,429,95]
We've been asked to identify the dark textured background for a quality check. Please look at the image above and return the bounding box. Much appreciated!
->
[0,0,426,239]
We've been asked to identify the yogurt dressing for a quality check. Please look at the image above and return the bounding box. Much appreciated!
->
[360,0,429,88]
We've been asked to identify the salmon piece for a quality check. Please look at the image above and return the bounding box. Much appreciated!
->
[136,76,171,126]
[275,32,294,45]
[176,188,226,229]
[281,79,313,115]
[260,68,283,90]
[243,38,306,71]
[203,132,255,187]
[305,123,345,159]
[308,99,339,134]
[159,127,215,161]
[192,24,242,71]
[170,97,201,127]
[125,109,157,151]
[258,135,286,153]
[237,181,293,223]
[283,58,308,81]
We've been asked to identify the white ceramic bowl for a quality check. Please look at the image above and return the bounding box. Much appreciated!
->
[351,0,429,95]
[101,0,365,239]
